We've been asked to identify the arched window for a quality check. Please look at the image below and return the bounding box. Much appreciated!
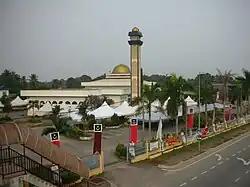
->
[52,101,57,105]
[72,101,77,105]
[59,101,63,104]
[40,101,45,106]
[65,101,71,105]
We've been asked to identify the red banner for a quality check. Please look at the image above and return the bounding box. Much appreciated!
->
[130,125,138,144]
[187,112,194,129]
[93,132,102,154]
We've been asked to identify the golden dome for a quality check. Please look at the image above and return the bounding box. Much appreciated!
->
[112,64,130,74]
[132,27,139,32]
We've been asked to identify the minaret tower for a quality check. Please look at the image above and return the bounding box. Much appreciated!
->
[128,27,143,100]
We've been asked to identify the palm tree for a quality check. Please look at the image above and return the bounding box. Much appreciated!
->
[161,73,185,135]
[132,83,160,139]
[42,105,71,136]
[0,94,12,114]
[241,69,250,114]
[216,69,235,123]
[198,76,215,125]
[29,74,39,89]
[229,80,242,120]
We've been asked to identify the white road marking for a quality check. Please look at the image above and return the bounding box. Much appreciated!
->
[245,170,249,174]
[237,150,241,154]
[180,182,186,186]
[191,176,197,180]
[225,157,230,161]
[234,177,240,182]
[215,154,222,161]
[161,133,250,172]
[243,148,246,151]
[218,161,223,165]
[237,157,250,166]
[232,154,236,157]
[201,171,207,175]
[248,145,250,148]
[210,166,216,170]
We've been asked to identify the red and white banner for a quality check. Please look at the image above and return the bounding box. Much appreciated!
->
[130,118,138,144]
[49,132,60,148]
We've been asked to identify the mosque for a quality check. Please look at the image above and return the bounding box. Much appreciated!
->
[21,28,154,106]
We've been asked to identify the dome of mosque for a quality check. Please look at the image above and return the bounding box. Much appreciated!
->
[112,64,130,74]
[132,27,140,32]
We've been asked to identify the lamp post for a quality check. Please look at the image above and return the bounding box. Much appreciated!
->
[198,72,201,152]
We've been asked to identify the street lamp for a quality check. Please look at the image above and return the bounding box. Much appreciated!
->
[198,72,201,152]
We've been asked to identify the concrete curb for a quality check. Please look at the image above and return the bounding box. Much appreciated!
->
[158,130,250,171]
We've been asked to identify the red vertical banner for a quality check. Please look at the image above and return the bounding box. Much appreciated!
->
[49,132,60,148]
[93,124,102,154]
[130,118,138,144]
[187,109,194,129]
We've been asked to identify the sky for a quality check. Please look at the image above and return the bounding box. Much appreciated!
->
[0,0,250,81]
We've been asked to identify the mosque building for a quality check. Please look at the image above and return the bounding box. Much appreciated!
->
[21,28,154,106]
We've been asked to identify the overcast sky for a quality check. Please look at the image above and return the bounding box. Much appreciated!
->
[0,0,250,81]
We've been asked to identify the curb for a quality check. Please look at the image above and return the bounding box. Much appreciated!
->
[158,130,250,171]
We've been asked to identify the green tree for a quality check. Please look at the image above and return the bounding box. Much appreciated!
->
[198,75,215,125]
[240,69,250,113]
[42,105,71,136]
[132,83,160,139]
[0,94,12,113]
[161,73,185,135]
[29,74,39,89]
[0,70,22,93]
[216,69,235,122]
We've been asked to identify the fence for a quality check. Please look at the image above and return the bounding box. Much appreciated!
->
[127,115,250,163]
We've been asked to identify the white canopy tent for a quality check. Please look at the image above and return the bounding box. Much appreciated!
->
[88,101,116,119]
[114,101,136,116]
[27,107,39,116]
[38,102,52,116]
[69,112,82,122]
[185,96,197,106]
[11,96,28,107]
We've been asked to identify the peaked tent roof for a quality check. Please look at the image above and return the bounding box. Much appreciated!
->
[114,101,136,116]
[11,96,28,107]
[185,96,197,106]
[88,101,116,119]
[39,102,52,112]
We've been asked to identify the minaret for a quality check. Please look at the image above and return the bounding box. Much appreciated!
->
[128,27,143,100]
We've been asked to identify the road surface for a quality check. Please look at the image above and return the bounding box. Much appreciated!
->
[105,133,250,187]
[160,133,250,187]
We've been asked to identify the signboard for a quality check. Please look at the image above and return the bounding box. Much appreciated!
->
[131,118,138,126]
[94,124,102,132]
[149,141,159,151]
[49,132,60,148]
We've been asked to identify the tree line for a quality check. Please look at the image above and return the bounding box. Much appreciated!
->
[133,69,250,138]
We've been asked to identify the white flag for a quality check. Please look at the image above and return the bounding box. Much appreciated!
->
[156,118,163,140]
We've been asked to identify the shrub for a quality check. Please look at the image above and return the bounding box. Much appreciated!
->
[27,117,42,123]
[0,114,12,123]
[60,171,80,184]
[115,143,126,158]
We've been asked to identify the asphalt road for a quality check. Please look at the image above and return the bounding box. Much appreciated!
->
[105,133,250,187]
[160,133,250,187]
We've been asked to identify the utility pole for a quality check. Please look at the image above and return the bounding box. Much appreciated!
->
[198,72,201,152]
